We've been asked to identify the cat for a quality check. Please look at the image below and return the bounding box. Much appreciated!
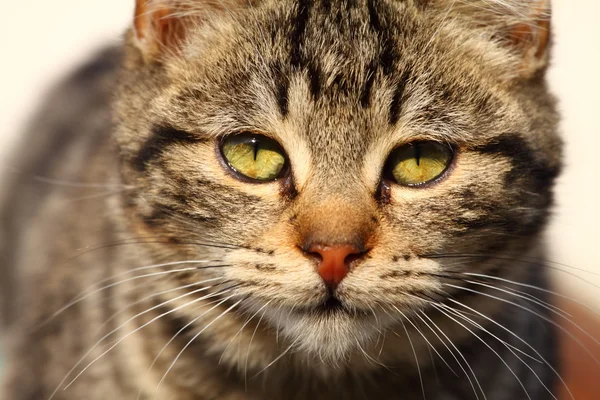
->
[0,0,568,399]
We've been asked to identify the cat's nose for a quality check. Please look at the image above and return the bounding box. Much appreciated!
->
[305,244,366,289]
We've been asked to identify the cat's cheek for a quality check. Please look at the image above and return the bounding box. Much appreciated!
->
[337,255,443,308]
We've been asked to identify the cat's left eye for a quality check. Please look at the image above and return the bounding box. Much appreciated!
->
[384,141,454,187]
[220,133,287,182]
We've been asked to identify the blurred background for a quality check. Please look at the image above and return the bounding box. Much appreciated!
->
[0,0,598,310]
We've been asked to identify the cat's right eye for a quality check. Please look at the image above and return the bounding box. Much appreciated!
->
[220,133,288,182]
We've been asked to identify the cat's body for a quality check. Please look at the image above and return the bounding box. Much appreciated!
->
[1,1,564,399]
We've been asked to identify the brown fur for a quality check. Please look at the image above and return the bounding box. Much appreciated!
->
[1,1,563,399]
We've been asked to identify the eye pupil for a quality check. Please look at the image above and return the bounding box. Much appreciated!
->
[253,139,259,161]
[414,144,422,166]
[221,133,287,182]
[385,141,453,187]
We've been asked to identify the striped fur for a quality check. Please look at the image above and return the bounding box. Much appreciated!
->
[1,1,562,399]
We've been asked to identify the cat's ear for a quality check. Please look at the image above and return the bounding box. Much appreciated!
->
[503,0,551,76]
[134,0,189,60]
[133,0,252,61]
[441,0,552,77]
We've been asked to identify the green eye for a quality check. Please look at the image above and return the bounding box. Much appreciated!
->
[221,133,287,181]
[385,141,454,186]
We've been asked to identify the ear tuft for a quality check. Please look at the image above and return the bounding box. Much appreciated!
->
[133,0,256,62]
[134,0,192,60]
[433,0,552,77]
[506,1,551,76]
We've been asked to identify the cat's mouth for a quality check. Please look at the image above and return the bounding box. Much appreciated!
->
[309,293,371,317]
[294,292,357,315]
[292,294,349,315]
[315,296,345,313]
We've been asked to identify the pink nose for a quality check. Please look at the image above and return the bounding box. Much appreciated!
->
[306,244,364,288]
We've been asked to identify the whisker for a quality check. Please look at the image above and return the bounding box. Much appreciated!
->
[0,164,134,189]
[398,314,426,400]
[67,237,239,264]
[440,304,542,364]
[94,277,225,337]
[498,285,572,319]
[390,306,458,378]
[155,296,246,392]
[54,285,236,398]
[441,304,557,400]
[410,289,543,382]
[446,297,574,400]
[445,284,600,366]
[407,312,459,378]
[218,300,272,365]
[467,279,573,321]
[419,311,485,400]
[464,272,600,318]
[42,261,231,326]
[62,189,131,203]
[29,176,133,190]
[462,280,600,349]
[425,340,440,385]
[424,252,600,277]
[353,334,373,366]
[135,295,232,400]
[433,304,533,400]
[251,337,299,380]
[245,303,268,390]
[377,315,388,359]
[351,329,388,369]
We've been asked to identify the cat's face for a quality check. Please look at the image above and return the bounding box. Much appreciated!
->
[115,0,560,363]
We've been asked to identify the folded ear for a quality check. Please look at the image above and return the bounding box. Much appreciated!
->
[133,0,254,61]
[437,0,552,77]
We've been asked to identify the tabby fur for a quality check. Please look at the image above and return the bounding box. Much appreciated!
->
[1,1,562,399]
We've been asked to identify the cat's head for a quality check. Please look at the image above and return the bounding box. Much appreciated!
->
[114,0,560,365]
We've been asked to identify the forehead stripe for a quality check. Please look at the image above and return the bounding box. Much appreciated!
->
[367,0,399,76]
[271,62,290,117]
[389,68,412,125]
[290,0,313,69]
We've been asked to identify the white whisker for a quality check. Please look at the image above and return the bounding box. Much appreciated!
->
[55,286,233,398]
[434,304,533,400]
[96,277,224,336]
[43,260,228,324]
[459,281,600,349]
[391,306,458,378]
[218,300,272,365]
[251,337,299,380]
[465,272,600,317]
[445,284,600,366]
[156,296,244,392]
[399,315,426,400]
[419,311,486,400]
[245,304,268,389]
[446,297,573,400]
[135,296,229,400]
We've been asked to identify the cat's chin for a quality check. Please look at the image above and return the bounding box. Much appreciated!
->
[260,300,389,365]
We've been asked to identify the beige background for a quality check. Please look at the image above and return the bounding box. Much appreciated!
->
[0,1,598,302]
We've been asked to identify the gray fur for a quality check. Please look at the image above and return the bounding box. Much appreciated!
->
[1,1,562,399]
